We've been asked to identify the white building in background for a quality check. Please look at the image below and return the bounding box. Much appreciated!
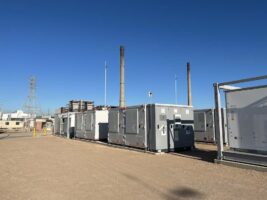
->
[1,110,31,121]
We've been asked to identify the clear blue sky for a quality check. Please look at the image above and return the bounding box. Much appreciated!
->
[0,0,267,113]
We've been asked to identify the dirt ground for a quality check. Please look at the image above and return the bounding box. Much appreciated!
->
[0,132,266,200]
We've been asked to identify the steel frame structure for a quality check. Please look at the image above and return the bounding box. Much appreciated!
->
[214,74,267,165]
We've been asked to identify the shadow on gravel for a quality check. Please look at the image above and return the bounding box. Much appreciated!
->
[122,173,205,200]
[170,148,217,163]
[169,187,204,199]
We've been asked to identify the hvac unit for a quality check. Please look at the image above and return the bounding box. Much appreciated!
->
[194,109,228,144]
[75,109,109,141]
[83,110,108,140]
[108,107,125,145]
[75,112,85,139]
[54,114,62,135]
[108,104,194,152]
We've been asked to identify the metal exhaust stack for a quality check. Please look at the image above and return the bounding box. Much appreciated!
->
[187,62,192,106]
[119,45,126,108]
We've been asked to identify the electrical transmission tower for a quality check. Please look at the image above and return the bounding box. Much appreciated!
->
[23,76,40,118]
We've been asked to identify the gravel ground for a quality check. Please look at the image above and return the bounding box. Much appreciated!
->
[0,132,266,200]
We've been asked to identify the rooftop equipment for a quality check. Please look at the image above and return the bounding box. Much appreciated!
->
[214,75,267,168]
[60,107,69,113]
[69,100,94,112]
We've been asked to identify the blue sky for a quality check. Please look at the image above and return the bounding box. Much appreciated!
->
[0,0,267,113]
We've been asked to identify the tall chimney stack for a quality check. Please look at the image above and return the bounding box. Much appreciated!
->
[187,62,192,106]
[119,45,126,108]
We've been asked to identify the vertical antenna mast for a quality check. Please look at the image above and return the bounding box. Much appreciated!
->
[187,62,192,106]
[104,61,107,107]
[175,74,178,104]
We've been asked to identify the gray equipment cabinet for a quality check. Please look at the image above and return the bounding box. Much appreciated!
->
[75,110,109,141]
[75,112,84,138]
[147,104,194,152]
[54,114,61,135]
[124,105,147,149]
[108,107,125,145]
[109,104,195,152]
[84,109,109,140]
[194,109,228,144]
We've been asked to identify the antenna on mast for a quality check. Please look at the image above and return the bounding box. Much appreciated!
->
[175,74,178,104]
[104,61,107,107]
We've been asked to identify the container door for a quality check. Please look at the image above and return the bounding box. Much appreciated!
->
[85,113,93,131]
[109,110,119,133]
[77,113,83,131]
[63,118,68,135]
[54,116,61,134]
[194,112,206,132]
[125,109,139,134]
[168,120,194,150]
